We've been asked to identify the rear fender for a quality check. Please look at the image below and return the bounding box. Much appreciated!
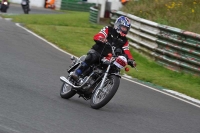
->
[67,62,80,73]
[67,55,87,73]
[78,55,87,62]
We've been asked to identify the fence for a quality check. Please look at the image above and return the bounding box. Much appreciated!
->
[110,10,200,75]
[89,6,99,23]
[61,0,95,12]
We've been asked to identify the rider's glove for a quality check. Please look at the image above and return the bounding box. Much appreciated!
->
[101,58,110,65]
[128,59,136,68]
[98,36,107,43]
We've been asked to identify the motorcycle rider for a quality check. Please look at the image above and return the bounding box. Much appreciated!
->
[0,0,10,8]
[0,0,10,3]
[71,16,136,81]
[21,0,30,11]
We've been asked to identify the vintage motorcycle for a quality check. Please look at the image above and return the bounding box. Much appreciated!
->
[60,42,132,109]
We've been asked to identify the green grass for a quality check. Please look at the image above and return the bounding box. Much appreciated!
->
[122,0,200,34]
[2,11,200,100]
[8,12,100,28]
[26,25,99,56]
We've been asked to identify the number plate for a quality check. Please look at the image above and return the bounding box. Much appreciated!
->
[113,56,127,69]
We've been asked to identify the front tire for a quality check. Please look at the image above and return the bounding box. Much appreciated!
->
[1,5,7,13]
[60,82,76,99]
[22,6,29,14]
[90,75,120,109]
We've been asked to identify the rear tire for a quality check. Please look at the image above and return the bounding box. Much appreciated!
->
[60,82,76,99]
[90,75,120,109]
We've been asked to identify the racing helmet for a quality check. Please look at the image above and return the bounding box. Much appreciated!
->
[114,16,131,36]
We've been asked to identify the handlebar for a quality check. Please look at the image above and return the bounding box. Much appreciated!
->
[105,42,117,57]
[105,41,111,46]
[105,42,138,71]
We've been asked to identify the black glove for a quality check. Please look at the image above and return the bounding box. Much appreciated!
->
[128,59,136,68]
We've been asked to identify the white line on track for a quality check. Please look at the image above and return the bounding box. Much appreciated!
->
[16,23,200,109]
[122,76,200,108]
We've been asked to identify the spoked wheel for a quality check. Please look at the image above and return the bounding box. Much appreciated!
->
[90,75,120,109]
[60,82,76,99]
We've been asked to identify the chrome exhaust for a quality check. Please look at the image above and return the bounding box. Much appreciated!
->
[60,76,80,88]
[60,75,92,89]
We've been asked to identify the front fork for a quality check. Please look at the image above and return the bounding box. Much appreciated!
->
[98,64,111,90]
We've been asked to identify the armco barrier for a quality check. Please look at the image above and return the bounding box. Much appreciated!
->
[89,7,99,23]
[61,0,95,12]
[110,10,200,75]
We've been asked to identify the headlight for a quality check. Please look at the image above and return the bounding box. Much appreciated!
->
[3,2,8,5]
[22,1,26,5]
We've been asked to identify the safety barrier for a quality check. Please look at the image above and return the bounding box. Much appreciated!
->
[61,0,95,12]
[89,6,99,23]
[55,0,62,10]
[110,10,200,75]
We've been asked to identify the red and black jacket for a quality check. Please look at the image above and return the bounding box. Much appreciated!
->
[92,26,134,60]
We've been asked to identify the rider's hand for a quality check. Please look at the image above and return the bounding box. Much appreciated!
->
[128,59,136,68]
[99,37,107,43]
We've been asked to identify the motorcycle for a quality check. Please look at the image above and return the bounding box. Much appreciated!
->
[0,0,9,13]
[21,0,29,14]
[60,42,132,109]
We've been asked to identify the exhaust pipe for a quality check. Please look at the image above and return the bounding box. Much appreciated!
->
[60,76,80,88]
[60,73,93,89]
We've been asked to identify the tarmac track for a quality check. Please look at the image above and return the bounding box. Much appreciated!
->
[0,4,200,133]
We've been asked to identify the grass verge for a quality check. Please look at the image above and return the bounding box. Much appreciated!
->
[122,0,200,34]
[2,11,200,100]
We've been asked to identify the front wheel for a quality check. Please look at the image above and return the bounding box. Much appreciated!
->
[1,5,7,13]
[22,6,29,14]
[90,75,120,109]
[60,82,76,99]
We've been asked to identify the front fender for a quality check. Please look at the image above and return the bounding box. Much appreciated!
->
[109,73,121,78]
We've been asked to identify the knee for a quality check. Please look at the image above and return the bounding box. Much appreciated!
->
[85,53,99,65]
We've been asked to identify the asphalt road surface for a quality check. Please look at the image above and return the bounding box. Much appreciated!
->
[0,5,200,133]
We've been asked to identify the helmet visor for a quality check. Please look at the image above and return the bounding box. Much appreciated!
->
[119,25,129,34]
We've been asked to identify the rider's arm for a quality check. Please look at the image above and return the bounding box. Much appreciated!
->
[122,41,134,60]
[93,26,108,44]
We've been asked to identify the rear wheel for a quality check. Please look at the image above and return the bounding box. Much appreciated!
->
[60,82,76,99]
[90,75,120,109]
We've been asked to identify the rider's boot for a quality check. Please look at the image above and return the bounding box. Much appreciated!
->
[71,62,88,81]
